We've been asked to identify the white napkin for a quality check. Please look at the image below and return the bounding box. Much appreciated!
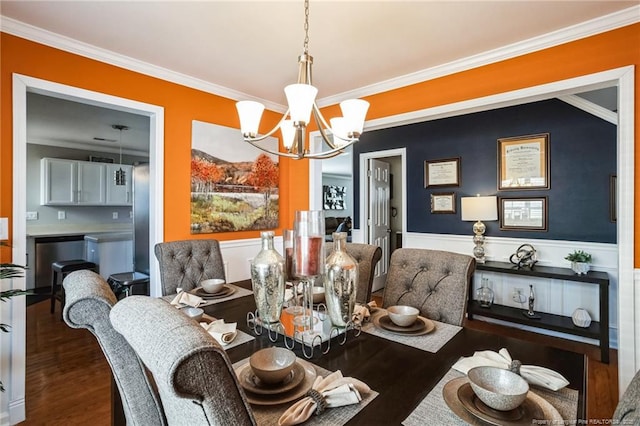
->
[452,348,570,391]
[170,291,203,308]
[200,319,237,346]
[278,370,369,426]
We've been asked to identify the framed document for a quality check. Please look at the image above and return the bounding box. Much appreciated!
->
[499,197,548,231]
[430,193,456,214]
[424,157,460,187]
[498,134,549,190]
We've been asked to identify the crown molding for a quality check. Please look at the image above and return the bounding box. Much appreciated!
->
[557,94,618,125]
[2,5,638,110]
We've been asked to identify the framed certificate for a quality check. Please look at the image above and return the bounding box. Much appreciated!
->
[430,193,456,214]
[498,134,549,190]
[499,197,548,231]
[424,157,460,187]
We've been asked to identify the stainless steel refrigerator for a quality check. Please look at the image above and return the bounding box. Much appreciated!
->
[133,163,150,276]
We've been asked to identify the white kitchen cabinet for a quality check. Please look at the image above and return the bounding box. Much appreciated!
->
[105,163,133,205]
[40,158,131,206]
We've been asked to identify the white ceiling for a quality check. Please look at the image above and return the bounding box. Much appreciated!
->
[8,1,635,168]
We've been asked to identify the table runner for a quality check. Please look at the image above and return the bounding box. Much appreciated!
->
[402,368,579,426]
[232,357,378,426]
[361,308,462,353]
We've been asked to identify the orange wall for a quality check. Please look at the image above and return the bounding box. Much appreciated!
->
[2,23,639,265]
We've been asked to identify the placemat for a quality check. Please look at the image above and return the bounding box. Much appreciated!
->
[162,283,253,307]
[402,368,579,426]
[361,308,462,353]
[233,357,379,426]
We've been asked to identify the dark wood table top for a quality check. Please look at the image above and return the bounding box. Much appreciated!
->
[200,280,587,425]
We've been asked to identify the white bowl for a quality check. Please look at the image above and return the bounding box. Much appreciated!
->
[183,307,204,322]
[312,286,325,303]
[467,366,529,411]
[201,278,225,294]
[249,347,296,384]
[387,305,419,327]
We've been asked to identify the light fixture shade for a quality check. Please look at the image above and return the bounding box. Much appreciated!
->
[285,84,318,124]
[330,117,350,147]
[281,119,296,150]
[461,196,498,221]
[236,101,265,136]
[340,99,369,135]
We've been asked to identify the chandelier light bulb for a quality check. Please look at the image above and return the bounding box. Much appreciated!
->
[236,100,265,137]
[281,120,296,150]
[340,99,370,136]
[284,84,318,124]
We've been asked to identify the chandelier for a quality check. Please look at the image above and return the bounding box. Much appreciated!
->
[236,0,370,160]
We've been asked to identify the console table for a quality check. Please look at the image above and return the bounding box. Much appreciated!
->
[467,261,610,363]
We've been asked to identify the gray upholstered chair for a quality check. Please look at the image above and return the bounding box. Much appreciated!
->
[326,242,383,304]
[110,296,256,426]
[381,248,475,326]
[62,270,166,426]
[613,369,640,424]
[154,239,226,296]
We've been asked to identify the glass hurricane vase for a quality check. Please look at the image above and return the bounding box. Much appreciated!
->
[250,231,285,324]
[324,232,358,327]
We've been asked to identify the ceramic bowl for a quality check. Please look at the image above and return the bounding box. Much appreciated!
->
[467,366,529,411]
[200,278,225,294]
[249,347,297,384]
[312,286,325,303]
[183,307,204,322]
[386,305,420,327]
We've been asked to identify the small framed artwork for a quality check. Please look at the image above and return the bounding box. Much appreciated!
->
[424,157,460,187]
[323,185,347,210]
[498,133,550,190]
[499,196,548,231]
[430,193,456,214]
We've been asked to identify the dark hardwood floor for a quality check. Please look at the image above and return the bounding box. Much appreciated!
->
[19,297,618,424]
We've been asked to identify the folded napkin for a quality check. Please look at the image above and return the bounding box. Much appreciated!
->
[452,348,570,391]
[200,319,237,346]
[352,301,377,326]
[278,370,370,426]
[170,291,203,308]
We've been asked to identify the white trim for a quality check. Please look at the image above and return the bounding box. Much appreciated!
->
[1,6,638,109]
[558,95,618,125]
[349,66,634,395]
[8,74,165,424]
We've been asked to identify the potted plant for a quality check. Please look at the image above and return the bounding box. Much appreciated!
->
[1,241,27,392]
[564,250,592,275]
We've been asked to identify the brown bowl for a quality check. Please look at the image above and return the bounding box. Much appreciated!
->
[467,366,529,411]
[249,347,296,385]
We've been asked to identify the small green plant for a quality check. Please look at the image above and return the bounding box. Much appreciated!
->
[564,250,592,263]
[1,241,28,392]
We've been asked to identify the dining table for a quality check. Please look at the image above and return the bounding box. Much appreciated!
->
[112,279,587,425]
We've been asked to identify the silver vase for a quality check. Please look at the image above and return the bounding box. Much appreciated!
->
[324,232,358,327]
[250,231,285,324]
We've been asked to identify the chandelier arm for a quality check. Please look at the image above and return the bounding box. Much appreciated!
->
[311,106,339,150]
[242,109,291,143]
[244,139,300,159]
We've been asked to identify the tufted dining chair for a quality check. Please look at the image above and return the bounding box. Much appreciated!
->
[326,241,383,305]
[381,248,475,326]
[110,296,257,425]
[613,368,640,424]
[154,239,226,296]
[62,269,166,426]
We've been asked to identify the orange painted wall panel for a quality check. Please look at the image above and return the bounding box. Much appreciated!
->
[2,22,639,265]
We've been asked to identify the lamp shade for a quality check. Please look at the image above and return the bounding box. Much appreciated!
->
[236,101,265,136]
[280,119,296,150]
[461,196,498,221]
[340,99,369,135]
[285,84,318,124]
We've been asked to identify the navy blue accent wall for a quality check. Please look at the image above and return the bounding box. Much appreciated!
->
[353,99,616,243]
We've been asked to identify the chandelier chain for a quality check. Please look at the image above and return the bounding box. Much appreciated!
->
[303,0,309,53]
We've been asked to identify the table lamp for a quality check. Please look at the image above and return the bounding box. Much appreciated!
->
[461,195,498,264]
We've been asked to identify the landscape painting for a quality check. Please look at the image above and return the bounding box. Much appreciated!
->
[190,120,279,233]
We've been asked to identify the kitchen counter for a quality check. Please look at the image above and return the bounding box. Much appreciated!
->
[84,232,133,243]
[27,224,133,238]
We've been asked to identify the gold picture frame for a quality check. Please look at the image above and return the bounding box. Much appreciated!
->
[424,157,460,188]
[430,193,456,214]
[498,133,549,190]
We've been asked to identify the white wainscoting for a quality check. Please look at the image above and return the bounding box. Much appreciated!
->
[405,232,619,348]
[219,236,283,283]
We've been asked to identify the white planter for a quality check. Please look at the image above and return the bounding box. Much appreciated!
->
[572,308,592,328]
[571,261,590,275]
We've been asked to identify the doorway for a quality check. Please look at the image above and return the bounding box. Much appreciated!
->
[9,74,165,422]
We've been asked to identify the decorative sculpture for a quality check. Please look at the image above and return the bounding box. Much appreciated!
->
[509,244,538,269]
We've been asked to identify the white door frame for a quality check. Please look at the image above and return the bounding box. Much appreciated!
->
[310,66,634,393]
[8,74,165,423]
